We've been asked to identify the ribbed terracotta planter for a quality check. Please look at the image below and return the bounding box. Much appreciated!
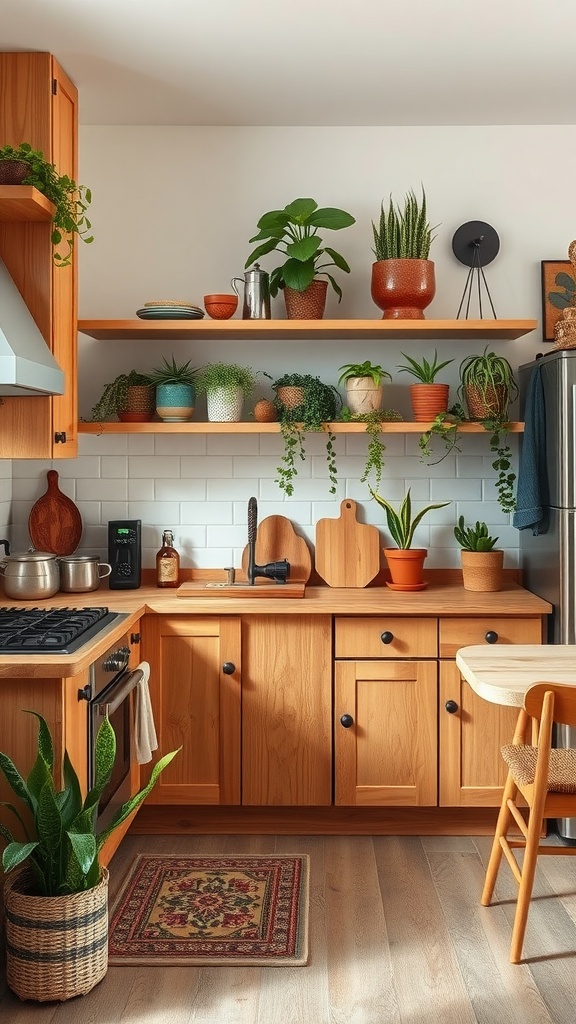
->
[410,383,450,422]
[284,280,328,320]
[461,550,504,592]
[371,259,435,319]
[384,548,427,589]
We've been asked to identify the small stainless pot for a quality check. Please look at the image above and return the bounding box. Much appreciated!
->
[59,555,112,593]
[0,551,60,600]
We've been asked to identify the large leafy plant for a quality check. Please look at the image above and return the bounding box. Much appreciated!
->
[245,198,355,300]
[372,187,437,261]
[0,712,179,896]
[369,487,450,549]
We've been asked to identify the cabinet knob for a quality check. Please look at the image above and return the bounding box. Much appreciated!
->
[445,700,459,714]
[340,714,354,728]
[380,630,394,645]
[222,662,236,675]
[484,630,499,644]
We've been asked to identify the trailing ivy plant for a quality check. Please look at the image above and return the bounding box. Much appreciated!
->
[339,406,403,489]
[483,417,516,514]
[272,374,341,495]
[418,404,465,465]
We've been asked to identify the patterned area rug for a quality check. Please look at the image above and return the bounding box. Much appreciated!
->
[108,854,309,966]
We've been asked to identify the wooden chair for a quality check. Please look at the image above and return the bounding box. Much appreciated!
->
[481,682,576,963]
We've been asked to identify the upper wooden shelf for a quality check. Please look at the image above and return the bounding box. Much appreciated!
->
[0,185,55,222]
[77,318,538,342]
[78,420,524,435]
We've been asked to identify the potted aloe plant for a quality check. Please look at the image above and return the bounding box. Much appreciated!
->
[369,486,450,589]
[245,197,356,318]
[371,187,438,319]
[0,711,179,1002]
[396,350,454,421]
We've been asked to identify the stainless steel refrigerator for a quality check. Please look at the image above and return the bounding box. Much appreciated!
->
[518,348,576,839]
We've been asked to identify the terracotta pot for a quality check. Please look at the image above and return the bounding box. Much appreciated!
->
[461,549,504,592]
[384,547,427,589]
[464,382,509,420]
[371,259,435,319]
[409,383,450,422]
[284,280,328,320]
[345,377,384,414]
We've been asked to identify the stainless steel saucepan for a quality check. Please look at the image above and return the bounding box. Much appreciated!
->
[59,555,112,593]
[0,551,60,600]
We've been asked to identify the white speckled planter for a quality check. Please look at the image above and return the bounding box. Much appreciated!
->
[206,385,244,422]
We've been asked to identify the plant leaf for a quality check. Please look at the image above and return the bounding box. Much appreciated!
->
[284,198,318,223]
[307,207,355,230]
[2,841,39,874]
[96,747,181,851]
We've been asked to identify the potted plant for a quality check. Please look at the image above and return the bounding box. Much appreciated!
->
[272,373,342,495]
[0,711,179,1002]
[369,486,450,589]
[371,187,438,318]
[396,350,454,421]
[458,348,519,514]
[90,370,154,422]
[454,515,504,592]
[245,197,355,319]
[149,355,197,422]
[0,141,93,267]
[195,362,270,422]
[337,360,392,414]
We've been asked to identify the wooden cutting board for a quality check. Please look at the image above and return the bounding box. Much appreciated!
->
[28,470,83,556]
[315,499,381,587]
[241,515,312,583]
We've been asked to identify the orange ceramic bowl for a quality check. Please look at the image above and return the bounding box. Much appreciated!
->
[203,293,238,320]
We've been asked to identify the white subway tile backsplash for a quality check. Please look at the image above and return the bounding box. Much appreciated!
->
[79,434,128,455]
[233,456,293,479]
[101,501,129,521]
[128,479,155,501]
[127,434,155,455]
[155,479,205,501]
[57,457,101,479]
[208,524,252,547]
[207,434,259,456]
[12,459,53,478]
[101,456,128,479]
[181,456,233,478]
[77,478,127,501]
[208,479,259,500]
[344,433,405,457]
[258,434,289,456]
[12,478,46,502]
[127,501,180,523]
[128,455,180,478]
[181,502,232,525]
[154,434,207,456]
[430,478,482,500]
[193,547,234,569]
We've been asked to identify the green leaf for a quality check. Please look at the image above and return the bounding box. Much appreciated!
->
[26,750,53,805]
[323,247,351,274]
[66,830,97,877]
[60,750,83,827]
[281,257,315,291]
[36,781,62,862]
[2,840,39,873]
[96,747,181,851]
[284,198,318,223]
[307,207,355,230]
[244,237,280,268]
[256,210,290,231]
[0,752,34,811]
[286,235,321,262]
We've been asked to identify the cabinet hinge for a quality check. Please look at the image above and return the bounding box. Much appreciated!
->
[52,78,58,95]
[131,632,141,645]
[54,431,67,444]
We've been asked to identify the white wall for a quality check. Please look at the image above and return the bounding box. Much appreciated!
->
[10,124,574,568]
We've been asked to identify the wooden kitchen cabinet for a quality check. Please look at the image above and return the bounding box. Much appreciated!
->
[241,614,332,806]
[141,615,241,805]
[0,51,78,459]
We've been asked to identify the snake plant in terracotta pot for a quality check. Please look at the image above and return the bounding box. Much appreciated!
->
[371,187,438,319]
[369,486,450,590]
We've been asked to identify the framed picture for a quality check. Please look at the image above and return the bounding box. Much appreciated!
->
[541,260,576,341]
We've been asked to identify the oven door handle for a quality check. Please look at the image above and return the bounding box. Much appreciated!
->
[98,667,145,718]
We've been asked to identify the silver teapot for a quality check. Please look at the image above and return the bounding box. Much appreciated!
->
[231,263,271,320]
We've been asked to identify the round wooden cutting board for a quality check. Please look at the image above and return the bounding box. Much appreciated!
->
[28,470,83,556]
[241,515,312,583]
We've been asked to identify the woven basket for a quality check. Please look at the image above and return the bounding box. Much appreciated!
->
[461,550,503,592]
[4,868,109,1002]
[554,308,576,349]
[124,384,155,413]
[464,383,509,420]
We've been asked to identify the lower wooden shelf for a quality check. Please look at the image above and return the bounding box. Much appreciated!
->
[78,420,524,435]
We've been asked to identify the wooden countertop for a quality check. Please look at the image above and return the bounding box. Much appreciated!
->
[456,644,576,707]
[0,580,551,678]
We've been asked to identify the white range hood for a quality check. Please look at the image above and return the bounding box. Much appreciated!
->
[0,256,64,396]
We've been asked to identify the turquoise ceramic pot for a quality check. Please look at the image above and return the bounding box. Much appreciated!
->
[155,383,195,422]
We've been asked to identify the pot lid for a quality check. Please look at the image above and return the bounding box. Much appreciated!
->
[5,550,59,561]
[59,554,99,563]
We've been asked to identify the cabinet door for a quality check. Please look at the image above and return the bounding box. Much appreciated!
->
[335,660,438,806]
[0,52,78,458]
[242,615,332,806]
[439,661,520,806]
[142,615,241,805]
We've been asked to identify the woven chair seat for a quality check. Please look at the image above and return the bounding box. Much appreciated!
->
[501,744,576,793]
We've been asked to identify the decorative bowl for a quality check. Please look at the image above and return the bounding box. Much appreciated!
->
[203,293,238,319]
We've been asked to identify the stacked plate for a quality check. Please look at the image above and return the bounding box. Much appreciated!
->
[136,300,205,320]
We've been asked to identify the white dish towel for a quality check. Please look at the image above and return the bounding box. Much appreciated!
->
[134,661,158,764]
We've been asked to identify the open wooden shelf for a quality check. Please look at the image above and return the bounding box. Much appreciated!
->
[77,318,538,342]
[0,185,55,222]
[78,420,524,435]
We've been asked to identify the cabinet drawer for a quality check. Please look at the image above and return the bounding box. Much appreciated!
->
[439,616,543,659]
[334,617,437,659]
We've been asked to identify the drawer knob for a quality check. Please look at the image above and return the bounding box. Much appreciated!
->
[380,631,394,645]
[340,713,354,728]
[484,630,499,644]
[222,662,236,675]
[445,699,459,714]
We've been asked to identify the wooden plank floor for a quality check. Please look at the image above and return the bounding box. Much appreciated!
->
[1,833,575,1023]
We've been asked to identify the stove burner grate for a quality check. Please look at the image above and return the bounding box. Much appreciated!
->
[0,607,121,654]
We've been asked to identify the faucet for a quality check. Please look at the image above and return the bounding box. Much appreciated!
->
[247,497,290,585]
[0,539,10,558]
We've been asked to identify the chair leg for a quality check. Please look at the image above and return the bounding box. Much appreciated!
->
[481,769,518,906]
[509,804,543,964]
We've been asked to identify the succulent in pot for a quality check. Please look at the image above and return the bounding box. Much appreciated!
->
[453,515,504,592]
[149,355,197,423]
[396,350,454,422]
[371,187,438,319]
[369,486,450,590]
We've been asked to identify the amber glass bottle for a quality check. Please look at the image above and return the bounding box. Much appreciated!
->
[156,529,180,588]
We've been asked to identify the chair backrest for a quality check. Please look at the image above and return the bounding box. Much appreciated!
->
[524,682,576,729]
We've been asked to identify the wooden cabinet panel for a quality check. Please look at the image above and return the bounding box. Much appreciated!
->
[141,615,241,805]
[439,616,543,659]
[335,617,437,659]
[242,615,332,806]
[439,661,520,806]
[335,660,438,806]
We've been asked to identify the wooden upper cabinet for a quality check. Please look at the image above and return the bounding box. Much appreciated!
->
[0,52,78,459]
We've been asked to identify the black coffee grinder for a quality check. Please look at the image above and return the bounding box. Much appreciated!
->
[108,519,141,589]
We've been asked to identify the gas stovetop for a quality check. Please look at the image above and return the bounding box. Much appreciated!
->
[0,607,126,654]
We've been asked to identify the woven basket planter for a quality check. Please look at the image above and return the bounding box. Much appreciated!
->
[4,868,109,1002]
[284,280,328,320]
[464,383,509,420]
[461,550,504,592]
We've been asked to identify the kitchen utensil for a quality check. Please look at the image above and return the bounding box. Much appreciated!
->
[230,264,271,319]
[0,551,60,600]
[203,293,238,319]
[59,555,112,593]
[315,499,381,587]
[28,471,83,556]
[241,515,312,583]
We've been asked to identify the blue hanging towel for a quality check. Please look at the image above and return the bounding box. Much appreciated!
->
[513,362,549,535]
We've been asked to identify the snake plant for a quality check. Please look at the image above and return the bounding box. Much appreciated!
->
[369,487,450,549]
[372,187,437,261]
